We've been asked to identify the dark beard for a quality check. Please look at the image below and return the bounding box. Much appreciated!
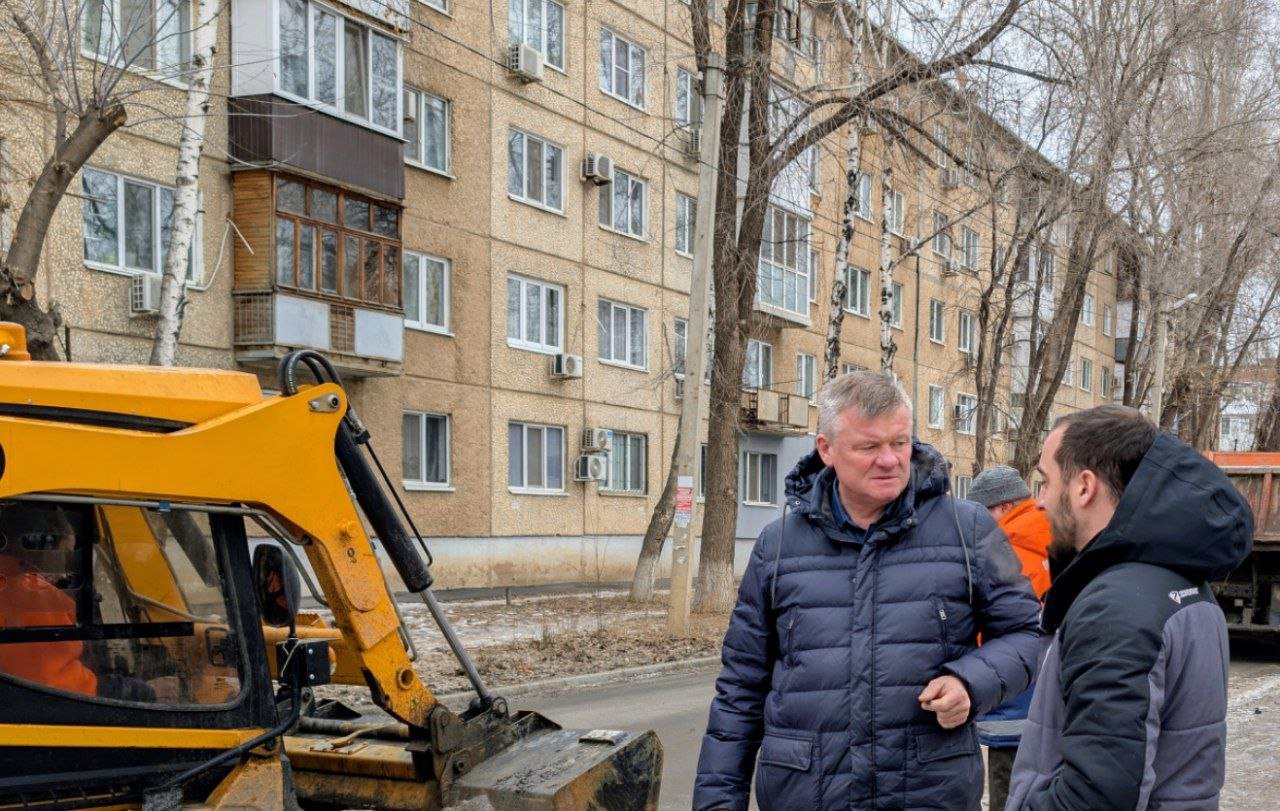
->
[1046,489,1078,561]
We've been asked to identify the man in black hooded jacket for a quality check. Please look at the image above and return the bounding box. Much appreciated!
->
[1007,405,1253,809]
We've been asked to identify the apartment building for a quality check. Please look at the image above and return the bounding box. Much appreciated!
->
[0,0,1119,589]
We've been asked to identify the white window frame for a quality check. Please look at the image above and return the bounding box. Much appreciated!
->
[1081,293,1095,326]
[890,282,903,329]
[1101,365,1112,398]
[597,298,648,370]
[929,299,945,344]
[599,167,648,239]
[1103,304,1114,337]
[273,0,403,136]
[675,68,701,128]
[843,266,871,317]
[1064,356,1075,387]
[1080,357,1094,392]
[80,166,202,284]
[599,27,647,110]
[888,189,905,236]
[958,310,975,355]
[932,212,950,257]
[402,411,451,490]
[961,226,980,270]
[927,385,945,428]
[602,430,647,494]
[418,0,448,12]
[403,251,450,334]
[933,124,949,169]
[743,339,773,390]
[797,352,816,402]
[856,172,873,221]
[81,0,192,80]
[757,206,811,319]
[674,317,688,377]
[741,450,778,505]
[675,193,696,257]
[506,273,564,354]
[508,0,565,71]
[508,421,565,493]
[954,474,973,499]
[403,87,451,175]
[956,393,977,435]
[507,128,565,213]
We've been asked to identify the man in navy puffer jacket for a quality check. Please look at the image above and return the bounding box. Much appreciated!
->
[694,372,1042,810]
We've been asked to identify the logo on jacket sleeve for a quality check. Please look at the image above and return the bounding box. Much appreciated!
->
[1168,587,1200,605]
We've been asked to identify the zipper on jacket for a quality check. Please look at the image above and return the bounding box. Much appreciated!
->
[932,597,951,661]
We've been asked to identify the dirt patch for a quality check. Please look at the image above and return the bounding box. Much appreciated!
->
[315,590,729,708]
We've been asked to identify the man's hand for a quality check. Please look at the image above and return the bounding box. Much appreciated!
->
[918,675,971,729]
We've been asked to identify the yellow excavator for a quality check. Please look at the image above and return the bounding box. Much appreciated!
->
[0,323,662,809]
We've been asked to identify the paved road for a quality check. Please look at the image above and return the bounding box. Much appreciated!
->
[518,666,720,810]
[516,655,1280,810]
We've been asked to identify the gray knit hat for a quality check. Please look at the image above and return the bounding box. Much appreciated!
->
[967,466,1031,508]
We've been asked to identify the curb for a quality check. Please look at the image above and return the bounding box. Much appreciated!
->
[438,655,722,705]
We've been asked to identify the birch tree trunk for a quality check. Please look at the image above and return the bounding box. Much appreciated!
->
[879,164,896,372]
[823,123,860,381]
[150,0,219,366]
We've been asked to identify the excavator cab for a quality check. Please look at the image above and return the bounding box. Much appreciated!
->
[0,325,662,809]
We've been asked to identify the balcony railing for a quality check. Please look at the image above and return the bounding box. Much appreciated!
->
[741,387,813,434]
[233,291,403,377]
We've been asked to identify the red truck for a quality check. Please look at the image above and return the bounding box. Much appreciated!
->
[1204,451,1280,636]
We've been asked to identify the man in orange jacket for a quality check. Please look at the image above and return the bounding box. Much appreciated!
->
[967,466,1051,810]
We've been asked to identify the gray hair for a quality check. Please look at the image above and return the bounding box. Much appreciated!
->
[816,371,913,438]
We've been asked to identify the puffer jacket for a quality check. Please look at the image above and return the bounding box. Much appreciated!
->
[1007,433,1254,810]
[694,442,1042,811]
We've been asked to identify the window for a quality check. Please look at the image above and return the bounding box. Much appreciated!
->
[509,0,565,70]
[887,189,905,235]
[597,299,647,369]
[1080,357,1094,392]
[1063,357,1075,387]
[402,411,449,487]
[963,146,981,187]
[599,28,646,108]
[272,176,399,304]
[928,385,945,428]
[842,362,867,375]
[420,0,448,11]
[674,317,688,375]
[956,393,977,435]
[808,249,819,303]
[674,193,696,256]
[675,68,702,128]
[81,167,199,280]
[404,252,449,333]
[82,0,191,72]
[404,88,450,174]
[933,124,949,169]
[274,0,401,132]
[774,0,802,47]
[758,206,811,317]
[954,475,973,499]
[958,311,975,355]
[1081,293,1095,326]
[1101,365,1112,398]
[961,227,980,270]
[508,129,564,212]
[508,422,564,491]
[603,431,646,493]
[890,282,903,328]
[743,339,773,390]
[844,266,871,317]
[1103,304,1114,337]
[742,451,778,504]
[929,299,945,343]
[506,274,563,353]
[856,172,873,221]
[797,353,816,401]
[600,167,647,238]
[932,212,950,256]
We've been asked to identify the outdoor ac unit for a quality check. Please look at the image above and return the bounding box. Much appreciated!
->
[130,273,162,316]
[684,128,702,158]
[507,43,544,83]
[941,167,961,188]
[942,259,958,276]
[549,353,584,379]
[574,454,608,482]
[674,377,685,400]
[581,153,614,185]
[581,427,612,454]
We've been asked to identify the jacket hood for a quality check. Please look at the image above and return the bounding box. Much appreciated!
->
[784,440,951,534]
[1042,432,1254,631]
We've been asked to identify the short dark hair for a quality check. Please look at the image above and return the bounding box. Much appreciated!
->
[1053,405,1158,502]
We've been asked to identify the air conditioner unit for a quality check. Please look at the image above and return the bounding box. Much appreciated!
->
[507,43,544,83]
[684,128,702,159]
[941,167,961,188]
[130,273,163,316]
[674,377,685,399]
[942,259,958,276]
[581,153,614,185]
[549,353,583,379]
[581,427,612,454]
[574,454,608,482]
